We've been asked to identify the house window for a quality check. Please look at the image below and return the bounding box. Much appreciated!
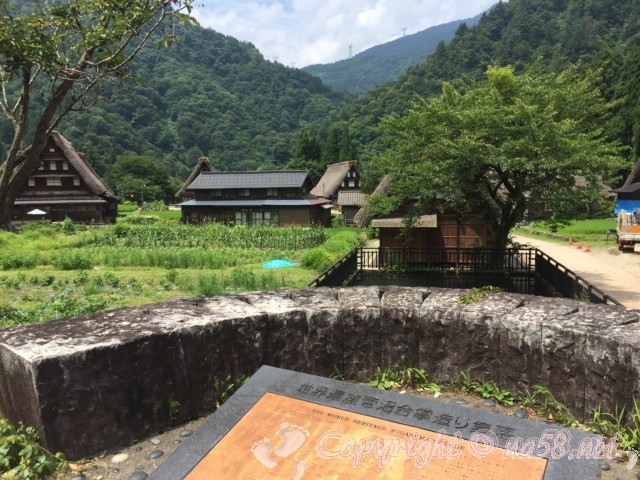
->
[47,178,62,186]
[38,162,44,170]
[212,189,222,197]
[266,188,278,197]
[74,177,80,186]
[62,161,69,171]
[348,180,355,187]
[49,161,57,170]
[28,178,35,187]
[235,211,248,225]
[238,188,250,197]
[49,148,55,152]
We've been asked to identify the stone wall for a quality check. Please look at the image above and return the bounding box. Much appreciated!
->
[0,287,638,460]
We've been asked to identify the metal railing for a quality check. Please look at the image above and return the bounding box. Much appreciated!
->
[308,247,621,306]
[534,250,620,305]
[307,249,359,288]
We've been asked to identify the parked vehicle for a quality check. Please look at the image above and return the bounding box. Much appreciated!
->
[616,209,640,251]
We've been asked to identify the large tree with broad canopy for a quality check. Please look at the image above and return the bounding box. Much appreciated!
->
[368,64,625,249]
[0,0,195,226]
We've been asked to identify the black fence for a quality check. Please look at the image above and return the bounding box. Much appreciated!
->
[534,250,620,305]
[307,249,359,288]
[308,247,621,306]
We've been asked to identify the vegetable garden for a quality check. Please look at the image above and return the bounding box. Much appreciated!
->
[0,219,364,329]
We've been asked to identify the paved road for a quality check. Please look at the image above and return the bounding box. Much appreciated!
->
[513,235,640,310]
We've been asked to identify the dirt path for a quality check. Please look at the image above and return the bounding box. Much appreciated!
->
[512,235,640,310]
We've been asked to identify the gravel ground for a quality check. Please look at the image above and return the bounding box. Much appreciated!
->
[512,235,640,310]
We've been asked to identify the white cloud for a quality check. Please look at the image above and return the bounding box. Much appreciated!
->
[192,0,502,67]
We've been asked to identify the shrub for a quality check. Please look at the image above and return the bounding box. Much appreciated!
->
[50,251,93,270]
[301,248,333,271]
[0,254,38,270]
[61,217,76,235]
[0,418,67,479]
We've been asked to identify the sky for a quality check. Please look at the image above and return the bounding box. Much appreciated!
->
[191,1,501,68]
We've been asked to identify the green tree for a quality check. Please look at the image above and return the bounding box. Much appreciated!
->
[107,155,177,204]
[370,64,624,249]
[0,0,195,226]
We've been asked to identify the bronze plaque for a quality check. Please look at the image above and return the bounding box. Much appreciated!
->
[186,392,547,479]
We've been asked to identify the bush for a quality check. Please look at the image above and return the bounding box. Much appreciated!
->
[0,418,67,479]
[50,251,93,270]
[301,248,333,271]
[0,253,38,270]
[62,217,76,235]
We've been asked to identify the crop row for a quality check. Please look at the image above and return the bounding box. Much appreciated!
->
[0,247,297,271]
[81,224,327,249]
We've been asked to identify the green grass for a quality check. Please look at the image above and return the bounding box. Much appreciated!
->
[513,218,618,247]
[0,221,364,328]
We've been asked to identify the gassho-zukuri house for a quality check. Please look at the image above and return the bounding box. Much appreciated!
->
[10,132,118,224]
[178,170,332,226]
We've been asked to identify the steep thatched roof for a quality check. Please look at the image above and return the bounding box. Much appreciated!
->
[310,160,358,198]
[353,175,391,227]
[50,132,116,199]
[175,157,215,198]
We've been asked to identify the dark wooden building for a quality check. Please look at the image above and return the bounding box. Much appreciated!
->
[10,132,118,224]
[311,160,364,225]
[356,175,488,248]
[179,170,331,226]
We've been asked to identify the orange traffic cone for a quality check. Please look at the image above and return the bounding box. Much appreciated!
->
[585,243,591,252]
[577,241,583,250]
[568,236,573,246]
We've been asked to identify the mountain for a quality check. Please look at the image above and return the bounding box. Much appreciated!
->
[14,27,355,178]
[324,0,640,173]
[302,12,485,96]
[3,0,639,193]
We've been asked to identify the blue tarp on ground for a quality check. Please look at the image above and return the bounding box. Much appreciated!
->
[262,259,298,269]
[614,200,640,215]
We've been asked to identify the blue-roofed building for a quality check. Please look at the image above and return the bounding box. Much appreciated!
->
[179,171,332,226]
[613,183,640,215]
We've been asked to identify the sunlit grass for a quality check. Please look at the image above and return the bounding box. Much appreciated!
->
[513,218,618,247]
[0,219,364,328]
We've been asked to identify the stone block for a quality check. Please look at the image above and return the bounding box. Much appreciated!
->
[418,288,467,381]
[499,296,578,395]
[286,288,343,378]
[379,287,425,368]
[334,286,381,380]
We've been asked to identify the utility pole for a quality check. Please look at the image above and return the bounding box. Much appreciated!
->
[348,44,353,59]
[402,27,407,36]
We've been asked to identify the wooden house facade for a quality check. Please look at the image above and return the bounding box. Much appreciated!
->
[311,160,365,225]
[356,175,489,249]
[179,171,331,226]
[10,132,118,224]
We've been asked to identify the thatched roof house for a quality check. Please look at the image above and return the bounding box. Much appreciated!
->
[353,175,390,227]
[175,157,215,201]
[310,160,360,202]
[11,132,118,223]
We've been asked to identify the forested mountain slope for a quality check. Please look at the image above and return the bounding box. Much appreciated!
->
[302,12,484,96]
[0,27,354,179]
[326,0,640,176]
